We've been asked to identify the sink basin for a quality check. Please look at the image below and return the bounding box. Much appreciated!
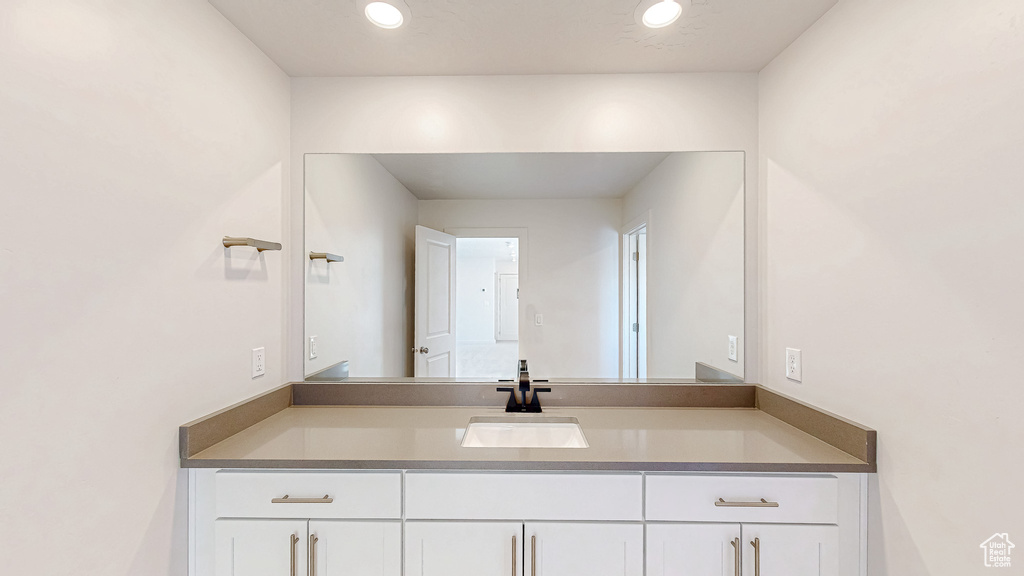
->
[461,416,589,448]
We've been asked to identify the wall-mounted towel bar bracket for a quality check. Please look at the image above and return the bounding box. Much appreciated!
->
[223,236,282,252]
[309,252,344,262]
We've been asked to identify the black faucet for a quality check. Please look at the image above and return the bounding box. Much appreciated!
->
[497,359,550,412]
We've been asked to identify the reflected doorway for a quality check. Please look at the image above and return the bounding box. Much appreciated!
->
[455,237,520,379]
[623,222,647,379]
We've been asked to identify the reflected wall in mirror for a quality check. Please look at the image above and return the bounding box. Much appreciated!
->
[305,152,744,381]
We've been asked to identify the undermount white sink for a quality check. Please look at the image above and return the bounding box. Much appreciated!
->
[461,416,589,448]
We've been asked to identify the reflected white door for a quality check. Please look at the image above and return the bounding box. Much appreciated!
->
[415,225,457,377]
[496,274,519,341]
[625,227,647,379]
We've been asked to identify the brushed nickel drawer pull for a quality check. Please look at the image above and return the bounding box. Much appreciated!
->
[749,537,761,576]
[309,533,319,576]
[272,494,334,504]
[290,534,299,576]
[730,538,740,576]
[531,534,536,576]
[715,497,779,508]
[512,534,517,576]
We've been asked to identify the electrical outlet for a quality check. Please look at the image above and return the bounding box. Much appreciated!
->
[309,336,318,360]
[252,347,266,378]
[785,348,802,382]
[535,314,543,326]
[728,335,738,362]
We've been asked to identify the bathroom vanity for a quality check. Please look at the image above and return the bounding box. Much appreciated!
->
[181,382,875,576]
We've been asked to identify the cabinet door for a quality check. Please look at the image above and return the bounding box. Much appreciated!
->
[527,523,643,576]
[647,524,741,576]
[405,521,522,576]
[309,521,401,576]
[742,524,839,576]
[215,519,307,576]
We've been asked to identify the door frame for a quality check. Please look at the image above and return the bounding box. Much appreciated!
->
[621,212,650,379]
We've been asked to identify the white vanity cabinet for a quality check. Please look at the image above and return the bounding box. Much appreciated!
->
[405,521,522,576]
[404,473,644,576]
[527,522,643,576]
[196,471,403,576]
[191,470,864,576]
[645,474,855,576]
[215,519,308,576]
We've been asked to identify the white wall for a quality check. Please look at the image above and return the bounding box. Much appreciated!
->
[421,199,621,377]
[305,154,418,376]
[758,1,1024,574]
[624,152,745,378]
[0,1,289,575]
[456,256,498,343]
[288,74,761,381]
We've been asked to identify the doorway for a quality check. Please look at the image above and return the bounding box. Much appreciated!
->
[623,221,648,379]
[454,237,520,379]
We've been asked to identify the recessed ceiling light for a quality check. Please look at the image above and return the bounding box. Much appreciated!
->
[635,0,691,29]
[365,1,405,29]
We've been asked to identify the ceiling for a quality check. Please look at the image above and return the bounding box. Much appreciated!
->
[208,0,838,76]
[372,152,671,200]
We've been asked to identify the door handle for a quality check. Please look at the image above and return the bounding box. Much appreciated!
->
[309,533,318,576]
[730,537,740,576]
[272,494,333,504]
[749,537,760,576]
[289,534,299,576]
[715,498,779,508]
[531,534,536,576]
[512,534,517,576]
[412,347,429,354]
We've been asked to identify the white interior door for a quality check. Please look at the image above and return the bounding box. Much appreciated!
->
[496,274,519,341]
[415,225,457,377]
[624,227,647,379]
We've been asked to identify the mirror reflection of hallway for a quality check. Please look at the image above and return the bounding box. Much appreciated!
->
[454,237,519,379]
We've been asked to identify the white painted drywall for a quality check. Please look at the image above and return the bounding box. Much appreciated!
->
[624,152,745,378]
[456,256,498,344]
[0,1,289,574]
[305,154,418,377]
[287,74,761,381]
[759,0,1024,573]
[420,199,622,377]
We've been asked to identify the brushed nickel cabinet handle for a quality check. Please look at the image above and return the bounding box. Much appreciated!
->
[531,534,536,576]
[715,498,779,508]
[290,534,299,576]
[749,537,760,576]
[512,534,517,576]
[730,538,740,576]
[272,494,334,504]
[309,533,319,576]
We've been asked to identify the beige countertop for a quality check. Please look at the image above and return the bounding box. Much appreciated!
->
[184,404,871,472]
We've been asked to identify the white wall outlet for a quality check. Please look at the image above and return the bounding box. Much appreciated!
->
[728,335,738,362]
[535,314,543,326]
[309,336,318,360]
[785,348,802,382]
[252,347,266,378]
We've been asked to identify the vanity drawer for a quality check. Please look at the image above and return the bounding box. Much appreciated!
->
[645,474,838,524]
[406,472,643,521]
[215,471,401,519]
